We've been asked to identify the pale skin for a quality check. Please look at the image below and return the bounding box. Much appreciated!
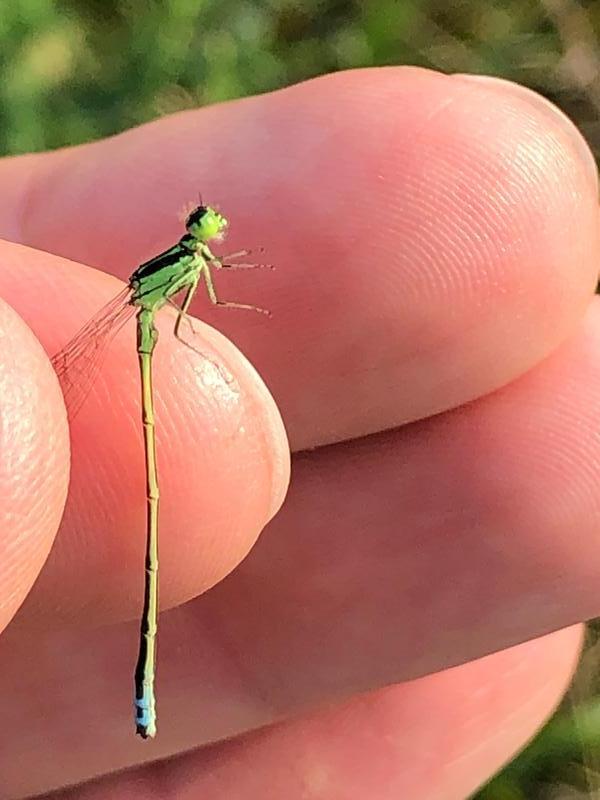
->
[0,67,598,798]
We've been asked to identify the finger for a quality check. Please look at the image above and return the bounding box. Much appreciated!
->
[3,250,599,772]
[2,282,599,788]
[196,300,600,706]
[0,293,67,634]
[23,627,581,799]
[1,68,598,450]
[0,239,289,627]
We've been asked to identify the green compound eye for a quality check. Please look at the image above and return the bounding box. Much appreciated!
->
[51,198,270,740]
[186,205,228,241]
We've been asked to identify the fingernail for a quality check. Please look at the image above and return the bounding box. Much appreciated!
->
[454,74,598,194]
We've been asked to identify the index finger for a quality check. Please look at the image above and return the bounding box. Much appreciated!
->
[0,67,598,450]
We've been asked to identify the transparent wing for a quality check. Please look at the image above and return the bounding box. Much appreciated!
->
[51,286,137,421]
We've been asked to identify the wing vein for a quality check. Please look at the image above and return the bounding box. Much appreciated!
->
[51,286,136,421]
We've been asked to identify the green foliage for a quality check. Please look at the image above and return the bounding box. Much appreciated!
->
[2,0,599,157]
[475,625,600,799]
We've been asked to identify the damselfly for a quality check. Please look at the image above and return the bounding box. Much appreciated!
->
[52,204,269,738]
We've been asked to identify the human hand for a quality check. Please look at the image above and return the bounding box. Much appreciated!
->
[0,67,598,799]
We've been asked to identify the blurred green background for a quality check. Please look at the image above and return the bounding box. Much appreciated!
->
[3,0,600,159]
[5,1,600,797]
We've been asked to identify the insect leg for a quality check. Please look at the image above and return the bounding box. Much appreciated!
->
[169,281,232,378]
[202,265,271,316]
[216,261,274,271]
[168,282,198,341]
[209,246,272,271]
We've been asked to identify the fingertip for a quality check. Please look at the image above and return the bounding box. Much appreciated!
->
[0,240,289,625]
[221,330,290,521]
[453,73,599,194]
[0,292,69,632]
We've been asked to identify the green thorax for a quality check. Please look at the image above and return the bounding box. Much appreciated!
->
[129,234,200,312]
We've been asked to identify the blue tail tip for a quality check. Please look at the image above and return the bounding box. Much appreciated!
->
[134,687,156,738]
